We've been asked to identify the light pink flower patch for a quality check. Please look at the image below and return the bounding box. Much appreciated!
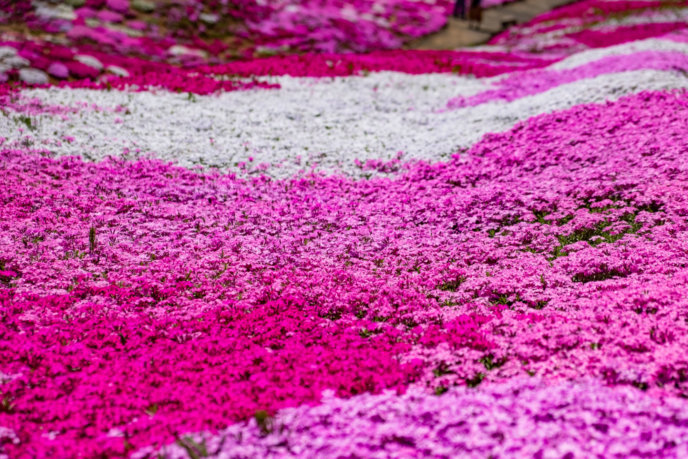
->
[447,48,688,108]
[137,379,688,458]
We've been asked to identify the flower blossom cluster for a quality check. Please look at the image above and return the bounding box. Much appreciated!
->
[135,380,688,458]
[3,87,688,456]
[490,0,688,57]
[2,0,457,58]
[2,30,687,178]
[3,0,687,93]
[2,0,688,458]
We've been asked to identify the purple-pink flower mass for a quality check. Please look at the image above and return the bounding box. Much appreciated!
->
[2,0,688,457]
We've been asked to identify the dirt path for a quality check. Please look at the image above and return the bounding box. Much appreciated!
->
[408,0,576,49]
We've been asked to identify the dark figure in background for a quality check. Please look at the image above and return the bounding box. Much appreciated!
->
[468,0,483,29]
[453,0,467,19]
[453,0,482,29]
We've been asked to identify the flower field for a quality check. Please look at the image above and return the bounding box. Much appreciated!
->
[2,0,688,457]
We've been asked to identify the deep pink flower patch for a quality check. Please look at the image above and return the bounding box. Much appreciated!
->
[0,40,279,94]
[0,293,421,456]
[202,50,554,78]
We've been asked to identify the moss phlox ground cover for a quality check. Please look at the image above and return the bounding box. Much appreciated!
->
[3,0,688,457]
[3,89,688,456]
